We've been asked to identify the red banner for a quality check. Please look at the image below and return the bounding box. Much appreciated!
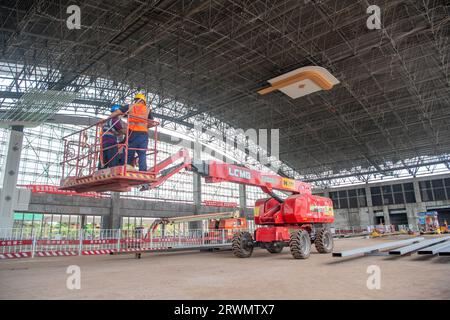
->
[37,240,80,245]
[202,200,238,208]
[0,240,33,246]
[83,239,117,245]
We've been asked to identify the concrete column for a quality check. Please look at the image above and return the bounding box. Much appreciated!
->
[407,180,424,230]
[365,185,374,225]
[190,144,202,230]
[102,192,121,229]
[0,126,24,229]
[413,180,422,203]
[382,206,391,225]
[239,184,246,217]
[193,172,202,213]
[161,223,166,237]
[406,204,422,230]
[80,215,86,229]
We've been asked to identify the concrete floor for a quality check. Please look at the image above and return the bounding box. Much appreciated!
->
[0,236,449,300]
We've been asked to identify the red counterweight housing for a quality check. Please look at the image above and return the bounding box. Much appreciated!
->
[283,194,334,224]
[254,194,334,225]
[253,194,334,243]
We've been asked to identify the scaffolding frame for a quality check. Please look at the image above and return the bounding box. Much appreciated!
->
[0,0,448,188]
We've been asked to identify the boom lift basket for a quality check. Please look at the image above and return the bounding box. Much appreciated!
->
[59,117,160,193]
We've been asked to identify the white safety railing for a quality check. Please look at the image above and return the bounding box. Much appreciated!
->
[366,224,396,234]
[332,225,398,236]
[398,224,416,232]
[0,228,35,258]
[332,226,369,236]
[81,229,120,255]
[0,226,254,260]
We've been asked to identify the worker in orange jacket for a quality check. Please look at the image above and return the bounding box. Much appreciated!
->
[110,93,153,172]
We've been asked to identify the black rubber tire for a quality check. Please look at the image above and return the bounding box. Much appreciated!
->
[314,228,334,253]
[289,230,311,259]
[232,231,254,258]
[266,243,284,254]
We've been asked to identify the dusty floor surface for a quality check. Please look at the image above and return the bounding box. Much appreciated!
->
[0,236,449,299]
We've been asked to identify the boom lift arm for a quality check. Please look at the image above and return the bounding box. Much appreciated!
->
[190,161,311,197]
[148,148,311,199]
[146,148,192,189]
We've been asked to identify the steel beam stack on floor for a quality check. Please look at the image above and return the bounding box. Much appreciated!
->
[333,236,450,258]
[332,237,424,257]
[418,241,450,255]
[389,236,450,256]
[438,245,450,256]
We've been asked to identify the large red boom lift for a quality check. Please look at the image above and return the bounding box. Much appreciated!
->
[60,120,334,259]
[189,159,335,259]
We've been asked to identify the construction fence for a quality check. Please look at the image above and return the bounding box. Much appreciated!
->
[332,224,412,236]
[0,226,252,260]
[1,224,414,259]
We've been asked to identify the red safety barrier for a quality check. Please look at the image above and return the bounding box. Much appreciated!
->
[0,231,34,259]
[83,239,118,245]
[82,249,117,255]
[37,240,80,245]
[35,251,79,257]
[0,227,254,259]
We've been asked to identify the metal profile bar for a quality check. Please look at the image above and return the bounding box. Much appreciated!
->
[332,237,424,257]
[389,236,450,256]
[418,241,450,255]
[438,245,450,256]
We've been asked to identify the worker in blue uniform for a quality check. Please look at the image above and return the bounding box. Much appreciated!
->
[99,104,125,169]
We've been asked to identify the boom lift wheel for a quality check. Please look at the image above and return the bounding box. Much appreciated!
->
[232,231,254,258]
[289,230,311,259]
[265,243,283,254]
[314,228,334,253]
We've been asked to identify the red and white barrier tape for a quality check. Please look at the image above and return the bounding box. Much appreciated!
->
[82,249,117,255]
[0,252,32,259]
[0,234,232,260]
[35,251,78,257]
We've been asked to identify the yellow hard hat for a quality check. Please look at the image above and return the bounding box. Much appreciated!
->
[134,93,146,103]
